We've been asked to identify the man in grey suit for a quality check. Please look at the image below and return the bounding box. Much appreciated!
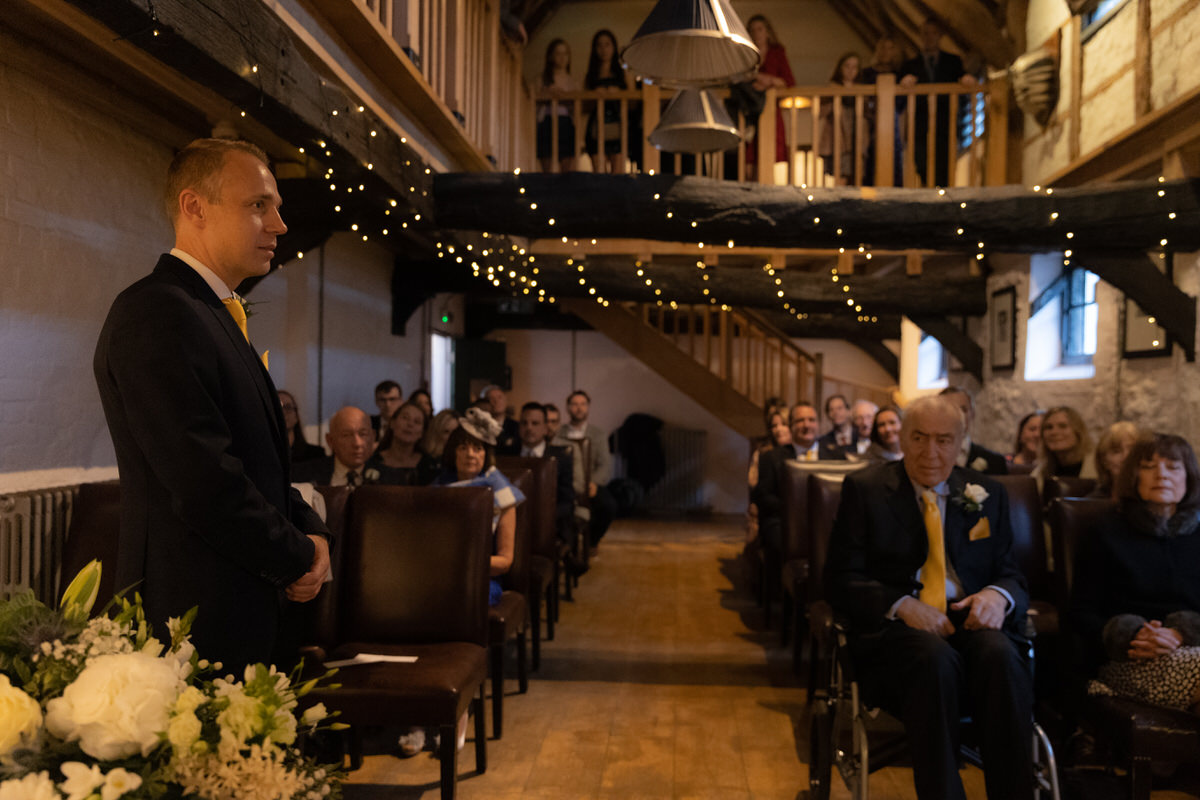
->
[95,139,330,675]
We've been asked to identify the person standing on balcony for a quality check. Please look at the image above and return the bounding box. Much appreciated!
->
[744,14,795,176]
[859,34,906,187]
[584,29,629,175]
[819,52,861,185]
[537,38,577,173]
[899,18,976,187]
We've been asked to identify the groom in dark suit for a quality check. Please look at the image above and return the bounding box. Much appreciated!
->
[94,139,330,675]
[824,395,1033,800]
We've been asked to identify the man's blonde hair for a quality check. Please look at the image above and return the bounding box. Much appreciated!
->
[164,138,269,225]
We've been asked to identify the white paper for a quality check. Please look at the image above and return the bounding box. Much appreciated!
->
[323,653,419,668]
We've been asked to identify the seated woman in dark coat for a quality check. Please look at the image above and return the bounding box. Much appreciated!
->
[1069,432,1200,712]
[367,401,439,486]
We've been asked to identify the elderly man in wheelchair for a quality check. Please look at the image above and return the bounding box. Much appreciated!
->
[815,395,1049,800]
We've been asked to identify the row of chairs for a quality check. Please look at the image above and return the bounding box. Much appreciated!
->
[772,461,1200,798]
[58,453,583,800]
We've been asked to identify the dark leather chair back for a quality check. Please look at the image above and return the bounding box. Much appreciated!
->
[1047,496,1116,604]
[1007,461,1035,475]
[498,457,557,560]
[806,474,844,602]
[1043,476,1098,506]
[339,486,492,646]
[62,481,121,605]
[993,475,1051,600]
[497,468,533,597]
[780,461,812,562]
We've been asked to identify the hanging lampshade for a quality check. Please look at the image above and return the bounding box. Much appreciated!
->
[649,89,740,153]
[621,0,760,87]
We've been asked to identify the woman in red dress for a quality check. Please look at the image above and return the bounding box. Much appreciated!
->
[745,14,795,175]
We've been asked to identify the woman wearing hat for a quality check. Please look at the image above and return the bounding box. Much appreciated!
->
[434,407,526,607]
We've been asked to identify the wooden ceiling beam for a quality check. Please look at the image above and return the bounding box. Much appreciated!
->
[827,1,881,48]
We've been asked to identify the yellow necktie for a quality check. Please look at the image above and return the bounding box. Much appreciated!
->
[222,297,248,343]
[919,490,947,612]
[804,448,816,461]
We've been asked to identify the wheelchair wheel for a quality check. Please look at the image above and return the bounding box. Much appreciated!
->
[808,695,834,800]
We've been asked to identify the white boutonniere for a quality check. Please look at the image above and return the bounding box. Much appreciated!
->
[955,483,989,513]
[364,468,380,484]
[970,456,988,472]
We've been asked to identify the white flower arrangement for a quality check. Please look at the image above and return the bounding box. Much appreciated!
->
[0,561,343,800]
[956,482,990,513]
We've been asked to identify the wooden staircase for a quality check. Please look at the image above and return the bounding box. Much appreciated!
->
[562,300,893,438]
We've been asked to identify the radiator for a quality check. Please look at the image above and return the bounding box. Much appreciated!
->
[0,487,76,602]
[612,426,708,513]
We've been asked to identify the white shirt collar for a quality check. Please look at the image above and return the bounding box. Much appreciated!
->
[521,441,546,458]
[565,421,588,439]
[171,248,233,301]
[331,459,362,487]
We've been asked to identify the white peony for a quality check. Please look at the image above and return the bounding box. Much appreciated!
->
[963,483,989,505]
[0,675,42,760]
[44,651,182,760]
[0,771,58,800]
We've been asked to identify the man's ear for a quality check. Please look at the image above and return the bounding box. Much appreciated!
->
[178,188,206,226]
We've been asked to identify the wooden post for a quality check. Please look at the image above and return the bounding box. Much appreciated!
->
[811,95,822,186]
[642,83,661,175]
[925,94,937,187]
[948,92,959,187]
[985,77,1009,188]
[838,249,855,275]
[855,94,865,187]
[758,88,777,185]
[1135,0,1152,118]
[906,251,923,275]
[875,74,896,187]
[620,97,629,174]
[1069,15,1083,162]
[719,308,730,381]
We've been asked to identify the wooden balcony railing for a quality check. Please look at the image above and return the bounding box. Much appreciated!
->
[535,74,1010,188]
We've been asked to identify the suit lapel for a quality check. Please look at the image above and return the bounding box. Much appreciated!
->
[884,461,924,553]
[944,468,971,568]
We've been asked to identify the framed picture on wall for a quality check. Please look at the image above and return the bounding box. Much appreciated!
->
[990,287,1017,371]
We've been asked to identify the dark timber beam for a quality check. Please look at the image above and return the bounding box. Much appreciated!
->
[434,173,1200,253]
[909,315,984,381]
[1078,251,1196,361]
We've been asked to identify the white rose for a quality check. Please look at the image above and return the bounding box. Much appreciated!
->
[0,675,42,760]
[0,771,57,800]
[970,456,988,472]
[45,652,182,760]
[963,483,989,505]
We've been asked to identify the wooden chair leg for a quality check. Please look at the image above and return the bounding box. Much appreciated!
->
[490,643,504,739]
[438,722,456,800]
[546,577,557,636]
[517,629,529,694]
[1130,756,1153,800]
[780,586,793,647]
[473,687,487,773]
[348,725,364,771]
[531,592,542,671]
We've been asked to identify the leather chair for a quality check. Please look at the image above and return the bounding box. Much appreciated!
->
[498,456,557,670]
[60,481,121,605]
[802,473,844,692]
[1049,497,1200,799]
[994,475,1056,632]
[1043,476,1098,507]
[301,486,492,800]
[489,467,532,739]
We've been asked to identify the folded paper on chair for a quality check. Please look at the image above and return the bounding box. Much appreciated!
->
[324,653,419,668]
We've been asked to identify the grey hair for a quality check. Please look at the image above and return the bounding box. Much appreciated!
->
[903,395,966,440]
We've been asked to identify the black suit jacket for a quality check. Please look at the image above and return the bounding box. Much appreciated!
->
[545,444,577,528]
[752,442,847,540]
[291,456,335,486]
[817,429,857,456]
[966,441,1009,476]
[824,460,1028,634]
[94,254,327,670]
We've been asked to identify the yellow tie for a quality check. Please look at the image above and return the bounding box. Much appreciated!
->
[919,490,947,612]
[804,448,816,461]
[222,297,248,343]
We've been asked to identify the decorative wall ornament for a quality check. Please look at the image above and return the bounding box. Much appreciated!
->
[1009,47,1059,127]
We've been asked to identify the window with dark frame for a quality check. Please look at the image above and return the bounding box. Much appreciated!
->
[1082,0,1130,39]
[1062,268,1100,364]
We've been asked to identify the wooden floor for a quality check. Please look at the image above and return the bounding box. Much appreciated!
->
[342,517,1196,800]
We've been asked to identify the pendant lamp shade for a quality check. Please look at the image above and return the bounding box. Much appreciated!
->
[649,89,740,152]
[621,0,760,87]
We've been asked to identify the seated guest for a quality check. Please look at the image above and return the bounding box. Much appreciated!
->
[825,395,1033,800]
[1070,432,1200,713]
[940,385,1007,475]
[747,405,792,545]
[420,409,460,462]
[752,401,847,553]
[1093,421,1140,499]
[513,402,583,573]
[368,401,439,486]
[553,390,617,548]
[481,384,520,452]
[1033,405,1097,483]
[292,406,375,487]
[861,404,904,463]
[279,390,325,463]
[409,388,434,419]
[850,400,879,456]
[371,380,403,441]
[1009,411,1044,467]
[544,403,563,442]
[433,408,525,606]
[817,394,855,453]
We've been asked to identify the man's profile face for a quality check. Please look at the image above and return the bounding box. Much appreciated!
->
[567,394,589,424]
[545,408,561,437]
[902,405,962,488]
[826,397,849,428]
[327,410,374,470]
[376,387,402,420]
[519,409,547,447]
[195,151,287,286]
[486,388,507,417]
[790,404,820,448]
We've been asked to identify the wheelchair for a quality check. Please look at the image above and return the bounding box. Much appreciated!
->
[806,604,1061,800]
